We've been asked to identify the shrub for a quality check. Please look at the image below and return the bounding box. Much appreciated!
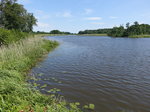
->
[0,28,29,45]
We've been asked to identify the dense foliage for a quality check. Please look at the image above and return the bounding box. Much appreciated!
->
[50,30,72,34]
[0,28,30,45]
[108,22,150,37]
[0,0,37,32]
[0,0,36,45]
[108,26,125,37]
[34,30,72,35]
[78,22,150,38]
[78,29,112,34]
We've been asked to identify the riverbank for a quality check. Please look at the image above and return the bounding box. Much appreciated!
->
[110,35,150,38]
[129,35,150,38]
[34,34,72,37]
[36,33,108,37]
[0,37,82,112]
[77,34,107,36]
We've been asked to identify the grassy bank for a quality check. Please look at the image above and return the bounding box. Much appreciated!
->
[0,37,82,112]
[128,35,150,38]
[34,34,72,37]
[0,28,33,46]
[77,34,107,36]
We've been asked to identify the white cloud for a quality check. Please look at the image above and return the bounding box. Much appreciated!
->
[34,10,44,15]
[36,15,51,20]
[138,21,145,24]
[34,22,52,32]
[18,0,31,4]
[33,10,51,20]
[56,11,72,18]
[91,22,105,25]
[110,16,118,19]
[62,12,72,18]
[85,17,102,20]
[37,22,50,28]
[84,9,93,14]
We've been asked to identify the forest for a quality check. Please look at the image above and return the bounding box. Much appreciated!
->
[78,22,150,38]
[78,28,112,35]
[0,0,36,32]
[0,0,37,45]
[35,30,72,35]
[108,22,150,37]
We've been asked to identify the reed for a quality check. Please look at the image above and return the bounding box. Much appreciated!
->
[0,37,81,112]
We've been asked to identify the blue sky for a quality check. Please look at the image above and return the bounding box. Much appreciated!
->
[18,0,150,33]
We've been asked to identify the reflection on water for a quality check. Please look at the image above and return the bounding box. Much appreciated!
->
[29,36,150,112]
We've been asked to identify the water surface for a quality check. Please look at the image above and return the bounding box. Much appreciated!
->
[30,36,150,112]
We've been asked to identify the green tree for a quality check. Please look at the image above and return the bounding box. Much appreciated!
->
[50,30,62,34]
[108,21,150,37]
[0,0,36,32]
[108,26,125,37]
[126,22,130,29]
[134,21,139,26]
[78,29,112,34]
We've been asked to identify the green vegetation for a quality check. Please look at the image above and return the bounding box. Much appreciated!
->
[83,104,95,110]
[0,36,83,112]
[35,30,73,35]
[0,28,31,45]
[108,22,150,38]
[0,0,36,32]
[0,0,36,45]
[0,1,84,112]
[108,26,125,37]
[50,30,72,35]
[78,34,107,36]
[78,22,150,38]
[78,29,111,35]
[129,35,150,38]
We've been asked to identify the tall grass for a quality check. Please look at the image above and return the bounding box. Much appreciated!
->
[0,28,31,45]
[0,37,82,112]
[0,37,57,71]
[129,34,150,38]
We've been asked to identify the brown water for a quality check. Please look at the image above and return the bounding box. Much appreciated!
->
[29,36,150,112]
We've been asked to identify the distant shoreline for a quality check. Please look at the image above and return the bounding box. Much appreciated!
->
[76,34,108,36]
[35,33,150,38]
[128,35,150,38]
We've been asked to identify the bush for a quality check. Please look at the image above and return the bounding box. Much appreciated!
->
[0,28,29,45]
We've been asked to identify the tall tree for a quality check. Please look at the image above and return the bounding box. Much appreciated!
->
[50,30,62,34]
[108,25,125,37]
[126,22,130,29]
[134,21,139,26]
[108,22,150,37]
[0,0,37,32]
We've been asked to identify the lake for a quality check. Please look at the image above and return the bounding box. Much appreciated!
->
[29,36,150,112]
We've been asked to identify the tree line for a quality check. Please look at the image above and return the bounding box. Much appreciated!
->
[108,22,150,37]
[0,0,37,45]
[0,0,37,32]
[78,29,112,34]
[36,30,72,35]
[50,30,72,34]
[78,22,150,37]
